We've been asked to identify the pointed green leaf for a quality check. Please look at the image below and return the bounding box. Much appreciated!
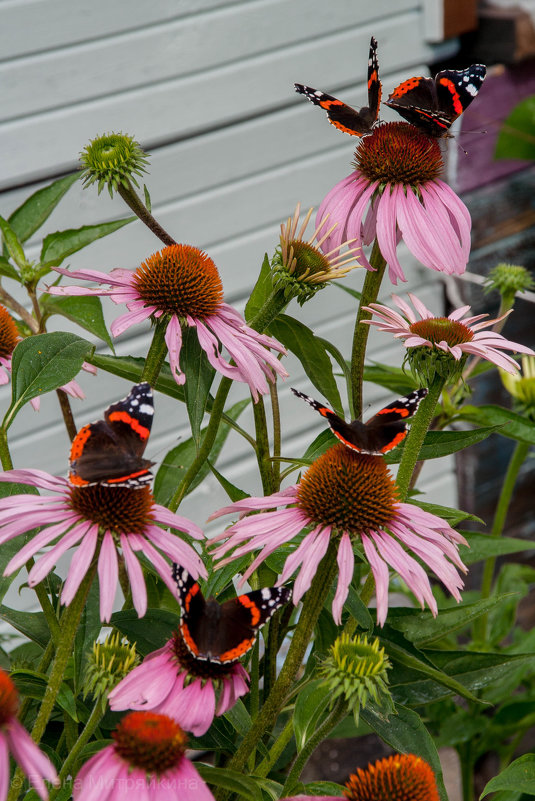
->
[385,425,502,463]
[363,362,419,394]
[8,173,78,244]
[181,326,215,444]
[3,332,94,429]
[458,531,533,565]
[208,461,249,502]
[0,606,49,647]
[0,256,19,280]
[39,217,135,269]
[293,679,332,751]
[89,354,185,401]
[195,764,264,801]
[495,96,535,161]
[457,404,535,444]
[245,253,273,322]
[269,314,342,414]
[111,609,177,656]
[41,294,113,350]
[481,754,535,796]
[332,282,361,301]
[0,216,28,271]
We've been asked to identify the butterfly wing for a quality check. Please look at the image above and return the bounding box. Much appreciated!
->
[366,36,381,121]
[362,388,428,454]
[435,65,486,122]
[173,565,209,660]
[291,387,368,452]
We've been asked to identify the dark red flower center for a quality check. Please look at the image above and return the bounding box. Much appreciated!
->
[344,753,440,801]
[297,445,397,535]
[409,317,474,348]
[0,669,19,727]
[0,305,20,359]
[354,122,443,185]
[134,244,224,318]
[68,485,154,535]
[171,629,233,680]
[113,711,187,774]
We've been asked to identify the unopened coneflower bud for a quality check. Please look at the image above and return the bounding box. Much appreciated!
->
[84,631,138,701]
[484,263,534,309]
[320,633,392,724]
[80,133,150,196]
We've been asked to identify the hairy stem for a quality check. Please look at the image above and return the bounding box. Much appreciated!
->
[141,317,169,385]
[118,181,176,246]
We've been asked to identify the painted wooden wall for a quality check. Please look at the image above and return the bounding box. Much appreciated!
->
[0,2,462,623]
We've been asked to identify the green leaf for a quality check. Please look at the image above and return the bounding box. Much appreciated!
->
[385,424,502,463]
[39,217,135,269]
[0,606,50,647]
[154,399,249,505]
[457,404,535,444]
[421,650,535,698]
[495,96,535,162]
[362,704,448,801]
[10,669,78,720]
[181,326,215,444]
[89,354,185,401]
[223,699,252,734]
[74,579,102,693]
[481,755,535,796]
[196,764,265,801]
[245,253,273,322]
[332,282,361,301]
[363,362,419,395]
[3,332,94,429]
[208,462,249,502]
[41,294,114,350]
[293,679,332,751]
[8,173,78,244]
[0,215,28,271]
[0,255,19,280]
[302,780,345,796]
[270,315,343,414]
[408,500,484,527]
[344,584,373,631]
[458,531,533,566]
[111,609,177,656]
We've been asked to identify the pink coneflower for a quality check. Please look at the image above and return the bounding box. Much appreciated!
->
[73,711,215,801]
[363,293,535,374]
[316,123,471,284]
[209,446,467,626]
[108,632,249,736]
[48,244,288,401]
[0,469,206,622]
[0,668,58,801]
[0,303,94,409]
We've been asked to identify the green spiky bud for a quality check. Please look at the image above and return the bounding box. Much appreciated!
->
[484,263,534,309]
[83,631,138,702]
[79,133,149,197]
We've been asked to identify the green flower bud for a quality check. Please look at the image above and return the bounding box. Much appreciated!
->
[80,133,149,197]
[83,631,138,702]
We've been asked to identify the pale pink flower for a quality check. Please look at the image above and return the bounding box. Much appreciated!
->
[0,469,206,622]
[47,244,287,401]
[363,293,535,373]
[316,122,471,284]
[73,712,214,801]
[0,668,58,801]
[209,447,467,626]
[108,635,249,736]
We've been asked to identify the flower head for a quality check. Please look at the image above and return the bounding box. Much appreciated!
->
[0,469,206,622]
[316,122,471,284]
[363,293,535,383]
[48,245,288,401]
[209,445,467,626]
[344,753,440,801]
[80,132,149,196]
[73,711,215,801]
[0,668,58,801]
[84,632,139,702]
[272,203,361,304]
[108,631,249,736]
[484,262,535,308]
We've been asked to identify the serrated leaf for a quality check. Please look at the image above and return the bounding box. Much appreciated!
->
[481,755,535,796]
[181,326,215,444]
[457,404,535,444]
[111,609,177,656]
[293,679,332,751]
[245,253,274,322]
[8,173,78,245]
[495,96,535,162]
[3,332,93,429]
[42,294,113,350]
[39,217,135,269]
[269,315,343,414]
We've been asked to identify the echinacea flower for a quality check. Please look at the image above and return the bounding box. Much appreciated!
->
[316,122,471,284]
[209,446,467,626]
[0,469,206,622]
[47,244,288,401]
[73,711,215,801]
[363,293,535,382]
[281,753,439,801]
[0,304,95,409]
[272,203,361,303]
[108,631,249,736]
[0,668,58,801]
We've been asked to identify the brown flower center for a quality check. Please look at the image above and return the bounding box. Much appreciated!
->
[297,445,397,535]
[409,317,474,348]
[0,669,19,727]
[113,711,187,774]
[354,122,443,185]
[68,485,154,534]
[172,629,233,680]
[0,305,20,359]
[344,753,440,801]
[133,244,224,319]
[288,240,330,279]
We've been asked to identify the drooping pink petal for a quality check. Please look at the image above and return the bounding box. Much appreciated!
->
[361,533,390,626]
[27,525,89,586]
[120,534,148,618]
[6,719,58,800]
[332,532,355,624]
[60,524,99,605]
[0,735,8,801]
[108,646,178,711]
[165,314,186,385]
[292,527,331,603]
[98,531,119,622]
[110,306,153,337]
[170,758,216,801]
[375,185,406,284]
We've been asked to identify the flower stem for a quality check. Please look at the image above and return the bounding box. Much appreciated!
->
[220,544,338,783]
[395,374,445,501]
[50,699,105,798]
[474,439,530,643]
[343,571,376,637]
[55,389,77,441]
[252,397,276,495]
[255,716,294,778]
[246,289,288,332]
[0,427,13,470]
[280,699,347,796]
[141,317,169,385]
[350,240,387,419]
[117,181,176,246]
[269,379,282,490]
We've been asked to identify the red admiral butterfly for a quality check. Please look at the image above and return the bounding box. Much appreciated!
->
[291,387,428,455]
[294,36,381,137]
[69,382,154,488]
[385,64,486,138]
[173,565,291,664]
